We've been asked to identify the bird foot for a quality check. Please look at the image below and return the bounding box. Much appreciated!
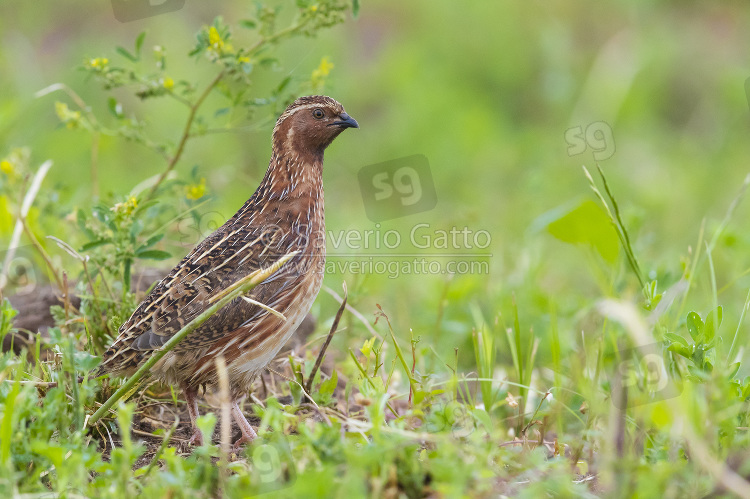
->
[231,434,255,454]
[230,400,258,454]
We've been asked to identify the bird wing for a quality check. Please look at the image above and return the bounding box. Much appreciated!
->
[104,221,297,360]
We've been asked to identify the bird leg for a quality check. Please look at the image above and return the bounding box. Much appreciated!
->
[231,400,257,451]
[181,384,204,446]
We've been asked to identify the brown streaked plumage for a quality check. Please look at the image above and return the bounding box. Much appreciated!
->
[95,95,358,448]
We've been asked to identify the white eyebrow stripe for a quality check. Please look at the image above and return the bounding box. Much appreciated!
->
[288,104,323,113]
[276,102,341,125]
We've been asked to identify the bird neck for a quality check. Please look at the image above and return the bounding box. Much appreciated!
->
[259,151,324,202]
[234,149,325,233]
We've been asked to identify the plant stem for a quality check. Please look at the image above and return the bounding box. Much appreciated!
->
[247,21,308,56]
[20,217,64,292]
[348,349,399,417]
[146,70,226,200]
[87,250,298,426]
[122,257,132,296]
[305,282,347,395]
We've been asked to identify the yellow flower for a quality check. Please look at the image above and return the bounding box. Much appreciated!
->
[206,26,234,55]
[112,196,138,216]
[55,101,68,118]
[208,26,222,48]
[162,77,174,89]
[0,160,13,176]
[311,57,334,90]
[315,57,334,77]
[360,337,376,357]
[186,178,207,200]
[310,5,318,12]
[238,56,250,63]
[55,102,82,129]
[89,57,108,68]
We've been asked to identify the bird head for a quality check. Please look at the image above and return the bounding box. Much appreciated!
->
[272,95,358,156]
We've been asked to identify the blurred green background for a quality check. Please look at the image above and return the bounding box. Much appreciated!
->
[2,0,750,368]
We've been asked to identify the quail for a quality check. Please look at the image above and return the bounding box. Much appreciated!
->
[95,95,358,448]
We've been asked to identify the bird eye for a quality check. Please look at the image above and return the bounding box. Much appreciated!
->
[312,108,325,119]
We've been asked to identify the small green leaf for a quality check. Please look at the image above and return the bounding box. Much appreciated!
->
[667,343,691,358]
[76,209,95,239]
[471,408,493,433]
[289,380,303,406]
[276,76,292,93]
[318,370,338,402]
[240,19,257,29]
[74,350,101,372]
[137,233,165,251]
[0,299,18,340]
[108,98,123,119]
[116,46,138,62]
[728,362,741,380]
[135,249,172,260]
[543,200,619,263]
[352,0,360,17]
[664,332,688,348]
[135,31,147,57]
[130,218,144,239]
[92,205,116,230]
[196,413,216,446]
[687,364,710,382]
[259,57,279,69]
[704,306,722,341]
[686,312,704,342]
[80,239,112,251]
[133,198,160,213]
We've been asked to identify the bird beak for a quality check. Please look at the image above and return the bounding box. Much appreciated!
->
[330,112,359,129]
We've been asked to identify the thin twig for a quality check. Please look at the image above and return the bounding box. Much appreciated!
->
[147,70,226,199]
[305,282,347,395]
[521,391,550,436]
[35,84,98,124]
[246,21,309,55]
[322,285,382,339]
[20,216,63,291]
[582,165,645,293]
